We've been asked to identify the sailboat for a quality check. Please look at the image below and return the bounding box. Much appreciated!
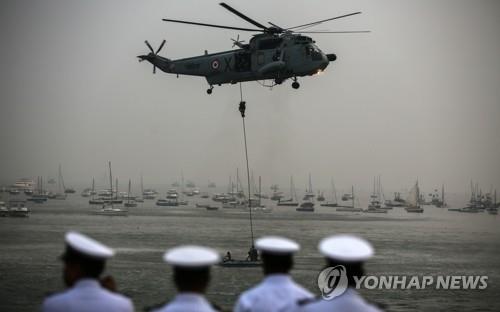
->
[297,174,315,211]
[405,180,424,213]
[134,175,145,203]
[89,178,104,205]
[302,173,315,200]
[51,164,67,200]
[124,179,137,208]
[94,162,128,216]
[321,179,339,207]
[364,176,387,213]
[336,186,363,212]
[277,176,299,207]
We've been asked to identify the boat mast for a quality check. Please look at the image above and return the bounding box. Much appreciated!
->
[258,176,262,206]
[140,174,144,196]
[92,177,95,201]
[109,161,113,207]
[351,185,355,208]
[128,179,131,204]
[441,184,445,205]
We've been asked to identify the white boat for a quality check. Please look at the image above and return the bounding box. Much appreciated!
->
[93,205,128,216]
[8,200,30,217]
[405,181,424,213]
[0,202,9,217]
[93,162,128,216]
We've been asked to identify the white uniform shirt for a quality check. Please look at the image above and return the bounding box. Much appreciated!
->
[234,274,313,312]
[153,293,217,312]
[297,288,382,312]
[42,279,133,312]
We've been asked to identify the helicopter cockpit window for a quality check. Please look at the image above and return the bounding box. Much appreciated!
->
[310,45,322,61]
[295,36,312,44]
[258,38,283,50]
[305,46,313,56]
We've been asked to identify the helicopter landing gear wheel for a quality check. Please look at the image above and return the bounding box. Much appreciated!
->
[275,78,284,85]
[292,81,300,89]
[207,86,213,94]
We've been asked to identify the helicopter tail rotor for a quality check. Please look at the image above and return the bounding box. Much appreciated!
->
[138,40,167,74]
[231,34,246,48]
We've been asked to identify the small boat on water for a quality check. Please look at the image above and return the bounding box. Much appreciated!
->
[8,200,30,217]
[93,205,128,216]
[220,259,261,267]
[385,192,406,207]
[317,191,325,202]
[156,199,178,206]
[81,188,92,197]
[297,200,314,212]
[200,192,210,199]
[0,202,9,217]
[9,188,20,195]
[405,181,424,213]
[195,203,219,210]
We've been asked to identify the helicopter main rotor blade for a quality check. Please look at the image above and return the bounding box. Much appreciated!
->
[156,40,166,54]
[162,18,261,32]
[296,30,371,34]
[145,40,154,53]
[287,12,362,30]
[219,2,268,30]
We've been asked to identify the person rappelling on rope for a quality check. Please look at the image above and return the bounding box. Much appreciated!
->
[239,101,246,118]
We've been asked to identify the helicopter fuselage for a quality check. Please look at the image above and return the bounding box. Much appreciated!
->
[146,34,333,87]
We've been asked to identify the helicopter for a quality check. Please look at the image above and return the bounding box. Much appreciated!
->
[138,2,368,94]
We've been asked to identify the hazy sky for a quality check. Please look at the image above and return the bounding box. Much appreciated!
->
[1,0,499,194]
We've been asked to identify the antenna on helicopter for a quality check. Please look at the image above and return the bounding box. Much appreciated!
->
[138,40,166,74]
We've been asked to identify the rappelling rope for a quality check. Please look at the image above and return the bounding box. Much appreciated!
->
[238,83,255,246]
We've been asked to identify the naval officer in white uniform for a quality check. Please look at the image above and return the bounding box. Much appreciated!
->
[297,234,383,312]
[234,236,313,312]
[42,231,134,312]
[153,245,221,312]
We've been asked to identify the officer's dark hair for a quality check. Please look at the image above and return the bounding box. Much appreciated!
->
[261,252,293,275]
[62,245,106,278]
[327,259,364,288]
[173,266,210,292]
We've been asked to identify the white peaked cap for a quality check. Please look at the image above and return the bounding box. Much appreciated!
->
[255,236,300,254]
[163,245,220,267]
[319,234,374,261]
[65,231,115,259]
